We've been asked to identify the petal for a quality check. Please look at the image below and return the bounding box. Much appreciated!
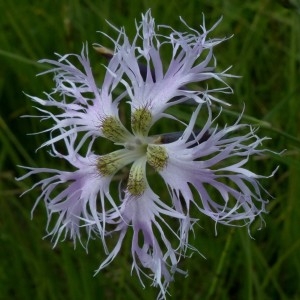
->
[96,185,188,299]
[114,10,233,126]
[27,44,130,151]
[159,105,275,228]
[16,133,118,252]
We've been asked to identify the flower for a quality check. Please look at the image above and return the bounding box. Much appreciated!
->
[17,10,276,299]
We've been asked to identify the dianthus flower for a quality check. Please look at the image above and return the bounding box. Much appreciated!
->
[17,10,276,299]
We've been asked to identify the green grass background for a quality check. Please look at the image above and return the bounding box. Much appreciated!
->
[1,0,300,299]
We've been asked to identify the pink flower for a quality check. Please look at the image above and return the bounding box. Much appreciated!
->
[17,10,276,299]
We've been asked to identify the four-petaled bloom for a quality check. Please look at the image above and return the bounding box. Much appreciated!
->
[17,10,276,299]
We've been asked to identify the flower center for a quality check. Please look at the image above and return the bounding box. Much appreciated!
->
[98,108,168,196]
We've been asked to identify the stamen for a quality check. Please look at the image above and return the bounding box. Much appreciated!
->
[97,149,136,176]
[102,116,131,142]
[131,107,152,136]
[147,144,168,171]
[127,159,147,195]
